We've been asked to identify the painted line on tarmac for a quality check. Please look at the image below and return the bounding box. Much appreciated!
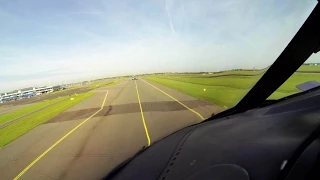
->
[135,80,151,146]
[142,79,205,121]
[13,90,109,180]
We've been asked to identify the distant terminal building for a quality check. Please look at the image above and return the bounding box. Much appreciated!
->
[0,85,65,103]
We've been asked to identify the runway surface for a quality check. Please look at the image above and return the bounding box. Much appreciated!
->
[0,79,223,180]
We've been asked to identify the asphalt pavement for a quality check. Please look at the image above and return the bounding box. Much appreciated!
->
[0,79,223,180]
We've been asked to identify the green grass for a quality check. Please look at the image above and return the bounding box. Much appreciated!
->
[274,73,320,92]
[0,97,68,125]
[205,70,264,76]
[89,81,118,89]
[0,92,95,147]
[146,72,320,108]
[164,70,264,77]
[147,77,246,107]
[157,75,261,89]
[164,65,320,78]
[298,65,320,71]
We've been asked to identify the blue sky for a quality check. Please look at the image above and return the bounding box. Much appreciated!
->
[0,0,319,92]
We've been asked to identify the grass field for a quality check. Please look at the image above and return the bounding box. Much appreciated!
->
[146,70,320,108]
[168,65,320,77]
[0,97,68,125]
[0,92,95,147]
[298,65,320,71]
[89,80,118,89]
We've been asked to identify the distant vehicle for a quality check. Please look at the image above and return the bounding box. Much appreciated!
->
[132,76,138,80]
[61,85,67,90]
[21,92,36,98]
[9,95,16,101]
[1,96,12,102]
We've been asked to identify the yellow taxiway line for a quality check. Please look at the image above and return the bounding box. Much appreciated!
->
[135,80,151,146]
[142,79,205,121]
[13,90,109,180]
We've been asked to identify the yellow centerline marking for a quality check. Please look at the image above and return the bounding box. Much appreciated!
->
[135,80,151,146]
[142,79,205,121]
[13,90,109,180]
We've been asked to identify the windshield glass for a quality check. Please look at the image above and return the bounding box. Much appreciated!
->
[0,0,318,179]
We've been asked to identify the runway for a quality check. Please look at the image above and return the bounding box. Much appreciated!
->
[0,79,223,180]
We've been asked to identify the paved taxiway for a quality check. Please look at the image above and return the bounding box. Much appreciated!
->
[0,79,223,180]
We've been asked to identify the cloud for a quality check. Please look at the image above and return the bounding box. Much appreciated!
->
[165,0,175,34]
[67,11,105,15]
[0,0,318,92]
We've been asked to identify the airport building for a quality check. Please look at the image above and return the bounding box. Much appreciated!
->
[0,85,64,103]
